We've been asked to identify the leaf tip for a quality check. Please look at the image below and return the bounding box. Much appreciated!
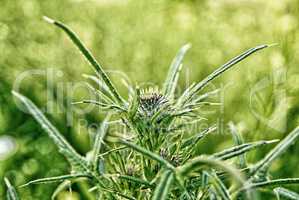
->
[43,16,55,24]
[4,177,11,187]
[11,90,18,96]
[11,90,22,99]
[183,43,192,50]
[18,183,27,188]
[267,43,279,48]
[266,139,280,144]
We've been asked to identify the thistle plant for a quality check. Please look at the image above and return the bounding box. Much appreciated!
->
[6,17,299,200]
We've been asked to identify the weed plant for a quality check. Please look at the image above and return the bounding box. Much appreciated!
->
[5,17,299,200]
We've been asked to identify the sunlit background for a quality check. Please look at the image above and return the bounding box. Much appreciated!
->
[1,0,299,199]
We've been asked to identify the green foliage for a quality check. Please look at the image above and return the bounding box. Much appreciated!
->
[4,178,19,200]
[152,170,174,200]
[11,91,89,173]
[43,16,124,106]
[250,127,299,178]
[2,2,299,199]
[163,43,191,99]
[274,187,299,200]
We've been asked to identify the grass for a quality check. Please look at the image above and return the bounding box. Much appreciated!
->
[5,17,299,199]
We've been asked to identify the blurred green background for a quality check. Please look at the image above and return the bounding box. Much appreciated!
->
[1,0,299,199]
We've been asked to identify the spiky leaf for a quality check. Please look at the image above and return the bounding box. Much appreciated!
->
[12,91,89,172]
[43,16,124,105]
[251,126,299,176]
[213,139,279,160]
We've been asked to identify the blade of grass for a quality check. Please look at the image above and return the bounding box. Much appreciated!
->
[43,16,124,105]
[163,44,191,98]
[4,178,19,200]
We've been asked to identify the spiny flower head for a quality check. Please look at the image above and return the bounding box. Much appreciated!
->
[138,87,169,118]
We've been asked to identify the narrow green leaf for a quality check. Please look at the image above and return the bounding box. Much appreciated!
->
[274,187,299,200]
[20,174,89,188]
[97,146,127,157]
[213,139,279,161]
[83,74,115,103]
[119,175,153,188]
[4,178,19,200]
[177,155,243,183]
[51,180,72,200]
[12,91,89,172]
[197,171,210,200]
[119,140,175,170]
[251,126,299,175]
[43,16,124,105]
[102,188,136,200]
[128,87,140,119]
[152,170,174,200]
[177,155,253,199]
[163,43,191,98]
[190,88,220,105]
[91,114,111,170]
[181,125,217,149]
[72,100,126,112]
[202,170,209,190]
[183,44,270,104]
[207,171,232,200]
[239,178,299,192]
[228,122,246,168]
[84,81,114,104]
